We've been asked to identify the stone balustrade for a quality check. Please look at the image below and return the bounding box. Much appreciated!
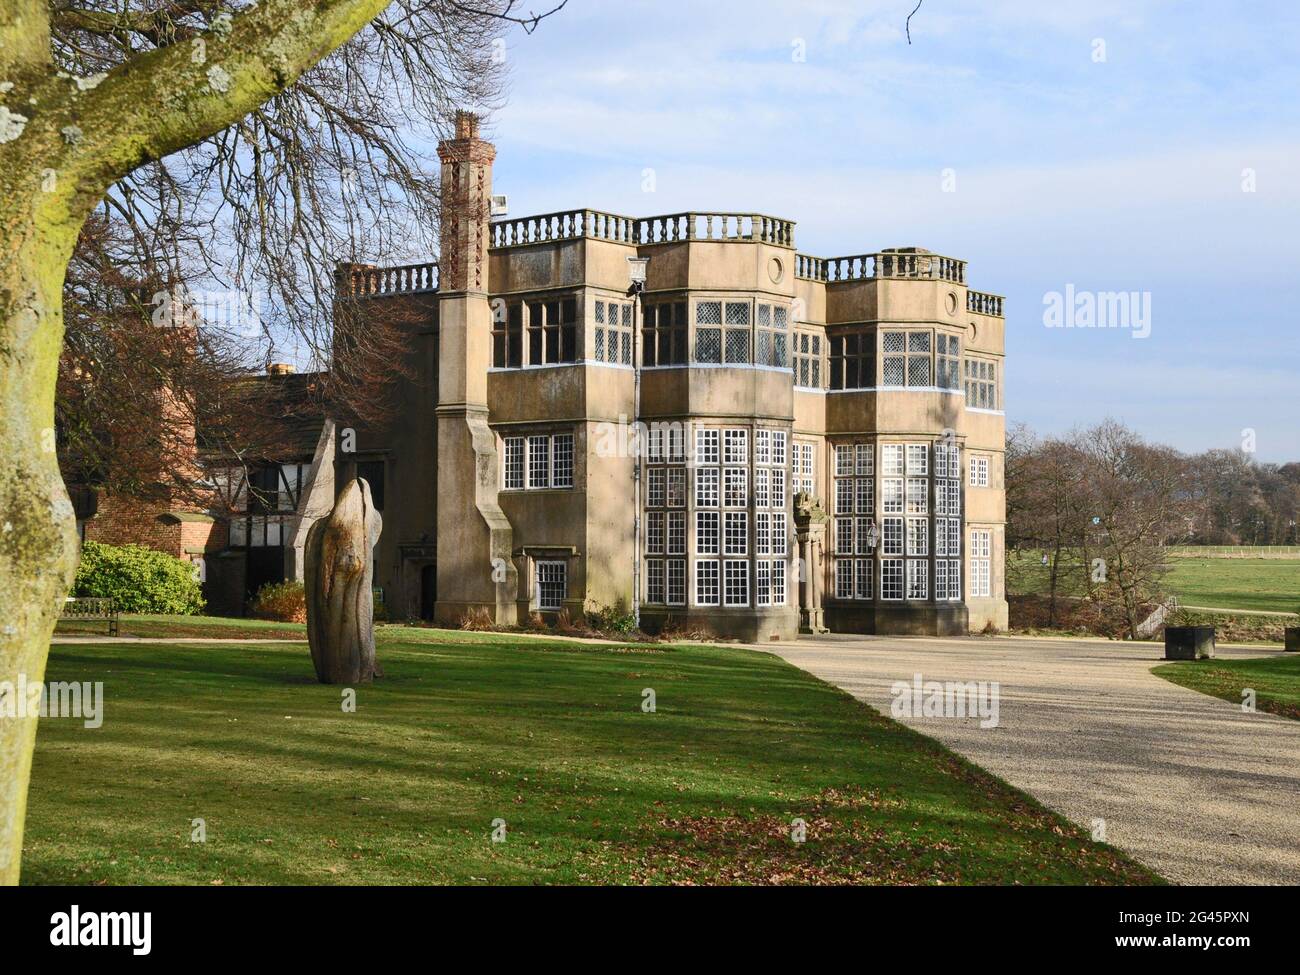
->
[490,209,637,247]
[795,254,827,280]
[490,209,796,248]
[342,261,439,297]
[634,212,795,246]
[795,251,968,285]
[966,290,1004,317]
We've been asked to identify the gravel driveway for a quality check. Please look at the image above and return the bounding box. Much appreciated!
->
[760,634,1300,885]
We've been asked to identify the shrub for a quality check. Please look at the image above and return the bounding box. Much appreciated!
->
[585,603,638,636]
[458,606,494,631]
[250,581,307,623]
[73,540,205,615]
[658,617,713,642]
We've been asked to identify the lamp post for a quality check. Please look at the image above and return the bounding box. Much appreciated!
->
[627,256,649,629]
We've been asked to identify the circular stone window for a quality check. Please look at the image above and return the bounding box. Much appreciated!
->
[768,257,784,284]
[946,291,958,315]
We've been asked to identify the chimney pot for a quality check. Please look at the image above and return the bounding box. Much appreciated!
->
[454,110,480,140]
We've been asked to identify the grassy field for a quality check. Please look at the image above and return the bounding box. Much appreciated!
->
[1154,654,1300,722]
[1008,551,1300,615]
[24,621,1158,885]
[54,613,307,640]
[1158,558,1299,614]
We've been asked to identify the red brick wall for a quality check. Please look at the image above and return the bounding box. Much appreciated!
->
[85,494,181,554]
[84,492,225,560]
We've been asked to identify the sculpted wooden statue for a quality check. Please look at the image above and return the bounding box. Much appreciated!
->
[305,477,383,683]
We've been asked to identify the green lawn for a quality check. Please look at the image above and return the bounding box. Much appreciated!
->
[1154,654,1300,721]
[1008,551,1300,615]
[54,613,306,640]
[1160,558,1299,614]
[23,622,1158,885]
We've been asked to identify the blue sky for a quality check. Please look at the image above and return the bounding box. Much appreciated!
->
[481,0,1300,461]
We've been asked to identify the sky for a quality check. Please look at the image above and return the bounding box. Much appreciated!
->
[477,0,1300,461]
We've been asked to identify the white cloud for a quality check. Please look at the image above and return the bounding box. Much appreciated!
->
[488,0,1300,457]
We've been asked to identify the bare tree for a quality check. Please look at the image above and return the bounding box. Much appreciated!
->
[0,0,563,885]
[1076,422,1188,638]
[1006,424,1094,625]
[59,213,296,512]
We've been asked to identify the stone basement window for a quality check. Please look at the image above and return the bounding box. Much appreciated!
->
[502,433,574,490]
[535,560,567,611]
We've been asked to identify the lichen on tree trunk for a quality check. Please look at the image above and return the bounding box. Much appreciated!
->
[0,0,394,885]
[0,228,82,887]
[304,477,382,683]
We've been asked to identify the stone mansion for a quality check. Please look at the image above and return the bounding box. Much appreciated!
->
[336,113,1007,640]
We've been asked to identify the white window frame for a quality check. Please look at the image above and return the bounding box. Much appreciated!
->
[695,559,720,606]
[723,559,749,606]
[906,558,929,600]
[503,437,525,490]
[505,433,574,491]
[970,529,991,597]
[696,511,720,555]
[536,560,567,610]
[881,559,904,601]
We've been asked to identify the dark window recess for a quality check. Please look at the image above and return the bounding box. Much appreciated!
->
[830,333,874,390]
[561,298,577,362]
[545,300,561,361]
[356,460,385,512]
[525,298,577,365]
[493,302,523,368]
[527,301,544,365]
[644,301,687,366]
[249,466,279,512]
[420,564,437,621]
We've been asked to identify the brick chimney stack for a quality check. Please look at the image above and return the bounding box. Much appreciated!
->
[436,110,495,294]
[432,111,516,624]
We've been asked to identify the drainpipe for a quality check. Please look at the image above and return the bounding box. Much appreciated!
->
[631,286,643,630]
[627,256,649,629]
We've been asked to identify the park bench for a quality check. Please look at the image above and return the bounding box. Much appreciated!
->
[58,597,119,637]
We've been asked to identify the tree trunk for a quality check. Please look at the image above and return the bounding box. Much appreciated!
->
[1047,539,1061,626]
[0,220,82,886]
[304,477,382,683]
[0,0,415,885]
